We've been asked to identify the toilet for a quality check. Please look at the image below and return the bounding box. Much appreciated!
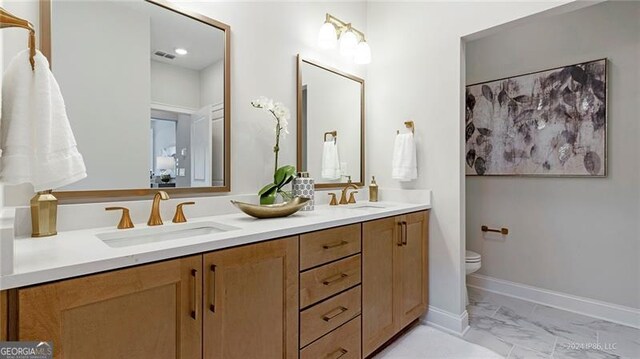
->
[465,250,482,305]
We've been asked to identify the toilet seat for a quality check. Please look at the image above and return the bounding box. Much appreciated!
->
[465,250,481,263]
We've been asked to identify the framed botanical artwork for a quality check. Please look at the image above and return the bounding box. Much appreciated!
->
[465,59,607,176]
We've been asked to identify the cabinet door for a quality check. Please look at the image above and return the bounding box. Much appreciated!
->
[17,256,203,359]
[398,211,429,328]
[203,237,298,359]
[362,217,402,357]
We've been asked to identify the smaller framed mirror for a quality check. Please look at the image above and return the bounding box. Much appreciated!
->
[296,55,365,188]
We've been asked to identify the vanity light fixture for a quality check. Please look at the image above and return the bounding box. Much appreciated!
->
[317,13,371,64]
[175,48,188,55]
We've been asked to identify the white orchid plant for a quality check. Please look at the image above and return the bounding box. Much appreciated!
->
[251,97,296,205]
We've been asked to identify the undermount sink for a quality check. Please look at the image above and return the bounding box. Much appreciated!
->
[97,221,239,248]
[346,204,388,210]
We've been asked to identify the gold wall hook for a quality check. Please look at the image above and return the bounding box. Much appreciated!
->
[0,7,36,70]
[324,130,337,142]
[397,120,415,134]
[105,207,134,229]
[173,202,196,223]
[404,120,415,133]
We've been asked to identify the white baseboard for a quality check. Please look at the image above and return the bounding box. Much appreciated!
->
[423,305,470,336]
[468,274,640,329]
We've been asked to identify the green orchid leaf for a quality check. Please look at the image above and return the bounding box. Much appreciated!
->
[260,191,277,205]
[277,174,295,190]
[258,183,277,196]
[274,165,296,187]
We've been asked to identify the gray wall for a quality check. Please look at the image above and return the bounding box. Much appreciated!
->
[465,1,640,308]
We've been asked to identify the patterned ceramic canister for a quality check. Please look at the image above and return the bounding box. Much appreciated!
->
[292,172,315,211]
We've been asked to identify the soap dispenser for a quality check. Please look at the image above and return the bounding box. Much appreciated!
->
[369,176,379,202]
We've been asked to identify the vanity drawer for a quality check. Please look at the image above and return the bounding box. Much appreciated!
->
[300,316,362,359]
[300,285,361,347]
[300,255,361,308]
[300,224,361,270]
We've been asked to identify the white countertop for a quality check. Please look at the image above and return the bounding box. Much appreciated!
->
[0,201,430,290]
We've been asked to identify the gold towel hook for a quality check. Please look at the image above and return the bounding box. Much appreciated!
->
[324,130,337,143]
[0,6,36,70]
[397,120,415,134]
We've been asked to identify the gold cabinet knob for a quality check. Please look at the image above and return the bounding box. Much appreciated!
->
[173,202,196,223]
[105,207,134,229]
[328,193,338,206]
[348,191,358,204]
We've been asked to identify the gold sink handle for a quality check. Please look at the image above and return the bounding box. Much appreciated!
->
[328,193,338,206]
[348,191,358,204]
[105,207,134,229]
[173,202,196,223]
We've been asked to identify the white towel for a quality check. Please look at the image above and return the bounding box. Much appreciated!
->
[321,140,341,180]
[1,49,86,191]
[392,132,417,182]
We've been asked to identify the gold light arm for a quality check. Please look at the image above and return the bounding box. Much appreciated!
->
[324,13,366,42]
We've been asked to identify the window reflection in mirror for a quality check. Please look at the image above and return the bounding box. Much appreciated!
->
[47,0,228,194]
[297,57,364,187]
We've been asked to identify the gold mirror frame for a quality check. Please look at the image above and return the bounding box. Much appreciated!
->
[296,55,365,189]
[40,0,231,202]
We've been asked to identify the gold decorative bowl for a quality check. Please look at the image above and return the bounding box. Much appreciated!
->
[231,197,311,219]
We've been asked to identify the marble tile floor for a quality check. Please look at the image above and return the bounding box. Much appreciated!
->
[463,287,640,359]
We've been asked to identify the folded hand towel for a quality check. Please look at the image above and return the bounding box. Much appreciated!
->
[321,140,341,180]
[1,49,86,191]
[392,132,417,182]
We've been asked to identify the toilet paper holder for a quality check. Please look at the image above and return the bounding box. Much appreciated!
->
[481,225,509,235]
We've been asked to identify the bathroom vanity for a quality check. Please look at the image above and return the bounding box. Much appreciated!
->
[0,204,429,359]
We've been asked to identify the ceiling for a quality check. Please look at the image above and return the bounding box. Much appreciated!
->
[119,1,225,71]
[147,3,225,71]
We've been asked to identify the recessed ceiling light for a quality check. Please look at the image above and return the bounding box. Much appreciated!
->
[175,48,188,56]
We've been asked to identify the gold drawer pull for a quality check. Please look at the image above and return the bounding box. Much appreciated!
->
[322,273,348,286]
[323,240,348,250]
[322,306,348,322]
[327,348,348,359]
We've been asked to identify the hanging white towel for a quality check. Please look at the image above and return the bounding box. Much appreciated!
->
[321,140,341,180]
[1,49,86,191]
[392,132,417,182]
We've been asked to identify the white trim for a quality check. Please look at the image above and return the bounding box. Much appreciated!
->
[468,274,640,329]
[423,305,470,337]
[151,102,197,115]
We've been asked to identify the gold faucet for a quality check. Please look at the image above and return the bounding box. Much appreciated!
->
[339,183,359,205]
[148,191,169,226]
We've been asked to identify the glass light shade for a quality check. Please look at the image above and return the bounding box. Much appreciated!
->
[317,22,337,49]
[354,41,371,64]
[156,156,175,174]
[339,30,358,58]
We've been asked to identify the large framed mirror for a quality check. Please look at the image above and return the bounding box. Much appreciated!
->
[296,55,365,188]
[40,0,230,201]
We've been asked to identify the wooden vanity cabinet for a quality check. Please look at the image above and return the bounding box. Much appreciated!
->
[4,210,429,359]
[362,211,429,357]
[16,255,203,359]
[203,236,298,359]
